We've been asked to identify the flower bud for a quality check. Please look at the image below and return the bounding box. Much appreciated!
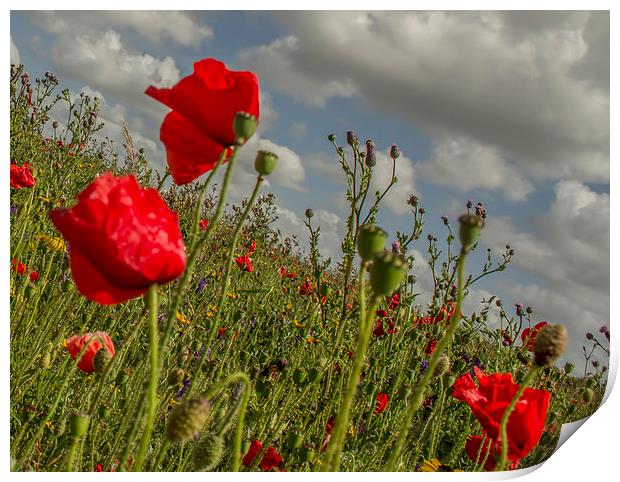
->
[233,112,258,145]
[369,250,407,295]
[564,362,574,375]
[390,144,400,159]
[434,354,450,377]
[586,332,594,340]
[165,395,211,443]
[52,120,59,129]
[293,368,307,386]
[167,368,186,386]
[582,388,594,403]
[254,150,278,176]
[305,208,314,219]
[192,432,224,471]
[534,324,568,367]
[70,412,90,438]
[346,130,358,147]
[357,224,388,261]
[298,446,315,463]
[328,133,336,143]
[458,214,484,250]
[93,348,113,374]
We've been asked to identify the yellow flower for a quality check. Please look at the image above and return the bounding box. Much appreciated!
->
[347,425,356,438]
[176,311,190,325]
[286,303,293,311]
[293,319,304,329]
[168,398,180,408]
[45,421,54,430]
[226,293,237,301]
[420,459,463,472]
[37,234,66,253]
[306,336,320,344]
[206,312,214,318]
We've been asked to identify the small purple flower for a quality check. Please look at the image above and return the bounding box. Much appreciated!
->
[441,215,449,225]
[458,351,471,363]
[10,205,18,216]
[175,377,191,400]
[420,360,429,373]
[196,277,207,293]
[600,325,609,334]
[391,241,401,255]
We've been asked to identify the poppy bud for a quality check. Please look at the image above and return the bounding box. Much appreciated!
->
[254,150,278,176]
[93,348,113,374]
[534,324,568,367]
[25,285,36,299]
[458,214,484,250]
[167,368,186,386]
[390,144,400,159]
[442,374,455,387]
[70,412,90,438]
[286,431,303,450]
[586,332,594,340]
[52,120,59,129]
[582,388,594,403]
[233,111,258,145]
[434,354,450,377]
[328,133,336,143]
[369,250,407,296]
[305,208,314,219]
[193,432,225,471]
[165,395,211,443]
[276,358,289,371]
[115,370,129,386]
[40,349,51,369]
[357,224,388,261]
[586,377,595,389]
[564,362,574,375]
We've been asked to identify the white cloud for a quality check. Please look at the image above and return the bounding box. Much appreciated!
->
[289,122,308,140]
[28,11,212,47]
[10,36,20,64]
[369,148,417,215]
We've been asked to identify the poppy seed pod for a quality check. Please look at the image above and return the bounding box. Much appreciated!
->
[534,324,568,367]
[369,250,407,296]
[357,224,388,261]
[254,150,278,176]
[233,111,258,144]
[458,214,484,250]
[165,395,211,443]
[193,432,225,471]
[70,412,90,438]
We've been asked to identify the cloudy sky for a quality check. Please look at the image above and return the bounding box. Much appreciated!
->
[10,11,609,370]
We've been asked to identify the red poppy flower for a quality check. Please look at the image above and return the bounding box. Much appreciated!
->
[424,339,437,355]
[376,309,389,318]
[10,162,35,188]
[374,392,389,414]
[199,218,209,230]
[287,272,299,280]
[259,446,283,471]
[387,293,400,310]
[520,321,548,352]
[218,327,227,337]
[280,267,287,278]
[299,281,313,296]
[432,302,456,323]
[242,439,263,466]
[29,271,40,282]
[66,332,115,373]
[49,173,186,305]
[453,367,550,466]
[94,463,103,472]
[11,259,28,275]
[374,318,386,337]
[246,239,257,255]
[235,255,254,272]
[146,58,260,185]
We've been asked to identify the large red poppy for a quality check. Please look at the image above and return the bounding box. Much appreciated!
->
[66,332,115,373]
[146,58,260,185]
[452,367,550,467]
[10,162,35,188]
[50,173,186,305]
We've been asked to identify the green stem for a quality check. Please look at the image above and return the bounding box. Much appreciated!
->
[152,440,171,471]
[65,437,78,472]
[497,366,540,471]
[384,249,468,471]
[133,284,159,472]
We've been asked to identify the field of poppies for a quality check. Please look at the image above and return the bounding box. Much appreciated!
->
[9,59,609,472]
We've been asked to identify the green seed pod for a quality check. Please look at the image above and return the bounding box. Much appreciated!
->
[327,133,336,143]
[357,224,388,262]
[70,412,90,438]
[369,250,407,296]
[233,111,258,145]
[165,395,211,443]
[286,431,303,450]
[564,362,575,375]
[534,324,568,367]
[167,368,186,386]
[192,432,225,471]
[458,214,484,250]
[93,349,113,374]
[254,150,278,176]
[582,388,594,403]
[293,369,307,387]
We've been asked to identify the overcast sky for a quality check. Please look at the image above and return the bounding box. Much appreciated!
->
[10,11,609,371]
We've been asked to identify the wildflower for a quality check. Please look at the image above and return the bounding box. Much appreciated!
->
[10,162,35,188]
[299,280,313,296]
[176,312,190,325]
[37,234,65,253]
[306,336,320,344]
[520,321,548,352]
[196,277,207,293]
[66,332,115,373]
[387,293,400,310]
[11,259,27,275]
[29,271,39,282]
[246,239,257,255]
[146,58,259,185]
[292,319,304,329]
[259,447,283,471]
[235,255,254,272]
[453,367,550,468]
[242,440,263,466]
[50,173,186,305]
[424,339,437,355]
[218,327,227,337]
[420,458,463,472]
[199,218,209,230]
[374,392,389,414]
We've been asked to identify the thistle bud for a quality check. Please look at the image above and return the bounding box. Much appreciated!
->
[534,324,568,367]
[233,112,258,145]
[165,395,211,443]
[458,214,484,250]
[357,224,388,261]
[70,412,90,438]
[390,144,400,159]
[93,348,113,374]
[192,432,225,471]
[328,133,336,143]
[434,354,450,377]
[305,208,314,219]
[369,250,407,295]
[254,150,278,176]
[564,362,574,375]
[346,130,358,147]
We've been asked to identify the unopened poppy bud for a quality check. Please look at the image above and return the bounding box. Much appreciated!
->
[434,354,450,377]
[534,324,568,367]
[564,362,574,375]
[254,150,278,176]
[328,133,336,142]
[390,144,400,159]
[582,388,594,402]
[298,446,315,462]
[307,367,321,383]
[305,208,314,219]
[70,412,90,438]
[442,374,456,387]
[165,395,211,443]
[233,111,258,145]
[458,214,484,250]
[369,250,407,295]
[408,274,416,284]
[526,306,533,314]
[52,120,59,129]
[167,368,186,386]
[193,432,224,471]
[93,348,113,374]
[357,224,388,261]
